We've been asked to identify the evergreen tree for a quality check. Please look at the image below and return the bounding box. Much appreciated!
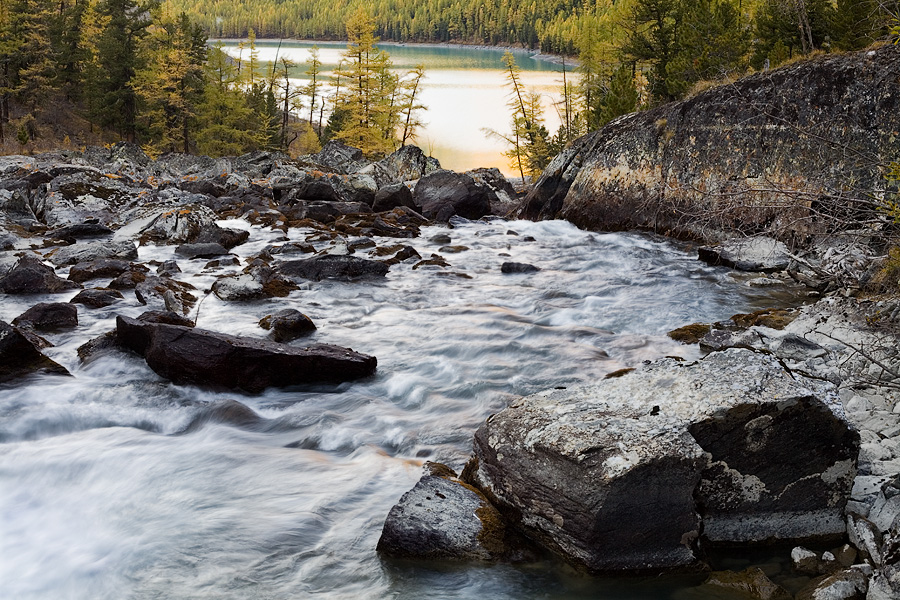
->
[92,0,155,141]
[620,0,682,103]
[303,45,322,129]
[194,44,263,155]
[331,7,396,157]
[665,0,748,98]
[135,11,206,153]
[598,63,639,126]
[49,0,89,101]
[831,0,880,50]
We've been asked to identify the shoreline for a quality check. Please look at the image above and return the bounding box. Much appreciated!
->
[209,37,578,67]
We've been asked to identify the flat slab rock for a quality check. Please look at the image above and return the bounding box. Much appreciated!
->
[465,348,859,574]
[116,316,375,392]
[698,237,791,272]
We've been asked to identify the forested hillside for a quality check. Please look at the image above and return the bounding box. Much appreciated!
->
[164,0,594,53]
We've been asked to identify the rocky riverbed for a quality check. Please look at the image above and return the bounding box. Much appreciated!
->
[2,138,899,599]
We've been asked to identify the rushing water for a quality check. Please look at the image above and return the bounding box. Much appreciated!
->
[0,218,805,599]
[216,40,569,175]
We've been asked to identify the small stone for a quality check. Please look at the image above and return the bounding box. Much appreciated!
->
[792,547,821,575]
[259,309,317,342]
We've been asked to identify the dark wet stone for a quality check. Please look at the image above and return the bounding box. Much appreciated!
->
[180,399,263,433]
[0,254,81,294]
[373,183,416,212]
[413,170,495,222]
[500,262,540,274]
[68,259,132,283]
[69,287,124,308]
[175,242,229,259]
[115,315,376,393]
[0,320,70,382]
[279,254,389,281]
[378,463,537,563]
[13,302,78,330]
[259,308,317,342]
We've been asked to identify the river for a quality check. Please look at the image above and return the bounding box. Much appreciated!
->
[216,40,570,175]
[0,215,807,599]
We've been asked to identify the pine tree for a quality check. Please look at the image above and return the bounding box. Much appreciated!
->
[194,44,264,155]
[92,0,155,141]
[135,11,206,153]
[831,0,880,50]
[331,7,395,157]
[620,0,682,103]
[598,63,639,126]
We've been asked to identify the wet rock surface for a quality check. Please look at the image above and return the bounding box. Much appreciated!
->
[0,254,80,294]
[0,320,70,383]
[377,463,536,563]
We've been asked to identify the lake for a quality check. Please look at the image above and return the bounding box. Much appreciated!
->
[216,40,572,175]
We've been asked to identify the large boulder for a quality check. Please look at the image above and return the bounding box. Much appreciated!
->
[372,183,416,212]
[374,145,440,183]
[413,170,495,222]
[115,316,377,392]
[0,320,70,382]
[463,349,859,574]
[311,141,370,175]
[0,254,80,294]
[519,46,900,245]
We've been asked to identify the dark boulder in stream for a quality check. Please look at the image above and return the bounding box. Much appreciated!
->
[413,170,495,222]
[377,462,536,562]
[0,320,70,382]
[116,315,376,392]
[13,302,78,330]
[279,254,389,281]
[0,254,80,294]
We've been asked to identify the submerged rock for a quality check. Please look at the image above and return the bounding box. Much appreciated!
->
[180,399,263,433]
[462,349,858,574]
[500,262,540,274]
[69,287,124,308]
[115,315,376,392]
[699,568,792,600]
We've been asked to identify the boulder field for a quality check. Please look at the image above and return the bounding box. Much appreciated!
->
[0,142,517,390]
